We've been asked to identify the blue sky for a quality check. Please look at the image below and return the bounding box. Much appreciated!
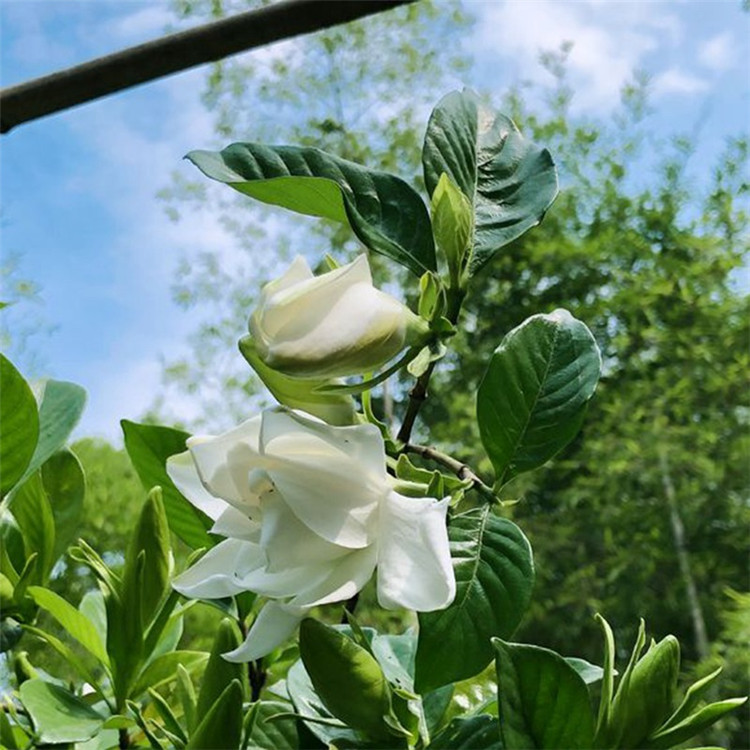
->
[1,1,748,441]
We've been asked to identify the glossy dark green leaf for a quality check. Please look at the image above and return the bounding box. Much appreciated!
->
[477,310,601,486]
[121,420,214,549]
[430,714,501,749]
[22,379,86,484]
[41,449,85,561]
[0,355,38,496]
[422,89,558,274]
[188,143,435,276]
[299,618,393,740]
[20,679,104,744]
[286,659,357,747]
[186,679,243,750]
[493,640,595,749]
[8,473,55,583]
[416,507,534,693]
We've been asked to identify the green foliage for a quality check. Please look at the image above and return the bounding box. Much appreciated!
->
[122,420,214,549]
[188,144,436,275]
[0,354,38,496]
[476,309,601,486]
[422,89,558,276]
[299,618,394,740]
[493,639,595,749]
[19,678,105,744]
[416,507,534,692]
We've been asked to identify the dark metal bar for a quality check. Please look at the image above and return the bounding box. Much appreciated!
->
[0,0,414,134]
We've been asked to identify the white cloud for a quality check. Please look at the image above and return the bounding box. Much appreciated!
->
[107,5,173,42]
[651,68,709,98]
[471,0,681,113]
[698,32,736,72]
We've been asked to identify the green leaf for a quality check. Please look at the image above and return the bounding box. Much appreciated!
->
[186,679,244,750]
[121,487,172,629]
[41,448,85,562]
[8,473,55,583]
[416,507,534,692]
[477,310,601,486]
[121,420,214,549]
[130,651,208,700]
[196,618,247,717]
[79,589,108,652]
[565,657,605,685]
[645,698,748,749]
[0,705,21,749]
[594,614,616,739]
[27,586,109,666]
[596,619,646,748]
[20,679,104,744]
[430,714,501,749]
[176,664,198,735]
[22,624,107,700]
[493,640,595,749]
[148,687,189,745]
[422,89,558,275]
[22,379,86,484]
[618,635,680,747]
[299,618,393,740]
[0,355,38,496]
[238,336,355,426]
[661,667,722,730]
[246,701,301,750]
[286,659,357,747]
[188,143,436,276]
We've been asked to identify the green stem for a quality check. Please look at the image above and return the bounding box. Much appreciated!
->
[397,287,465,444]
[404,443,497,504]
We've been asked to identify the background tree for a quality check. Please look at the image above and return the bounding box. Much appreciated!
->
[156,7,748,744]
[418,61,749,745]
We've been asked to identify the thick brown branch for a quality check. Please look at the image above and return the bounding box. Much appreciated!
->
[0,0,414,134]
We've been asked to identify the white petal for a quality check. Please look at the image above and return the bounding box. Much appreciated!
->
[259,491,351,571]
[264,256,314,295]
[167,450,226,521]
[223,601,307,662]
[187,416,269,513]
[259,410,384,547]
[211,507,261,542]
[172,539,264,599]
[289,545,377,608]
[377,493,455,611]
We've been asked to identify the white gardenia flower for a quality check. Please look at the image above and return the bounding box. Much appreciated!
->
[249,254,429,378]
[167,408,455,662]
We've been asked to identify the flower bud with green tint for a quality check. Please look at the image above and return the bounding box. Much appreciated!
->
[250,254,429,379]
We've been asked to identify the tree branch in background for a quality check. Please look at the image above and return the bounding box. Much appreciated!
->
[0,0,414,134]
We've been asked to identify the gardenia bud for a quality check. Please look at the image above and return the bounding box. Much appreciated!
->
[249,254,429,378]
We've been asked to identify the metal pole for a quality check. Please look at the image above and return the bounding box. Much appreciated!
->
[0,0,414,134]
